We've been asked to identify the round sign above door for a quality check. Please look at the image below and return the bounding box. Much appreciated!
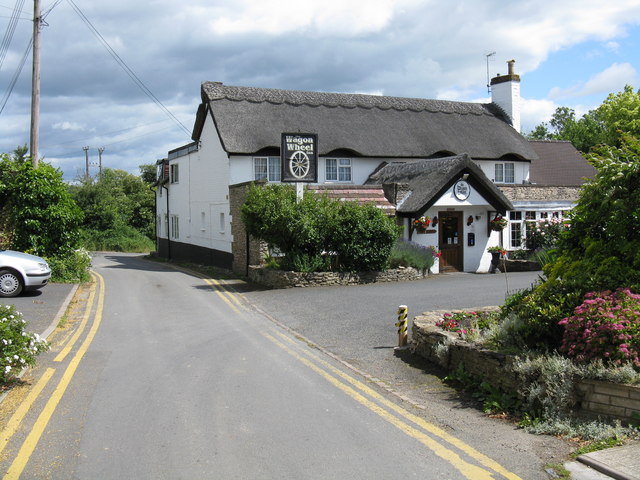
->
[453,180,471,201]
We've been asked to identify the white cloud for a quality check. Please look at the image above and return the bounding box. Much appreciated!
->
[209,0,403,36]
[53,121,84,131]
[520,98,558,133]
[2,0,640,179]
[549,63,639,100]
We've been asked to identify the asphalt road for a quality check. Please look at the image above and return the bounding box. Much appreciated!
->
[239,270,542,374]
[2,282,76,339]
[0,253,565,479]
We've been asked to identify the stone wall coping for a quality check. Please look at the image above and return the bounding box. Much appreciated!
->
[248,265,432,288]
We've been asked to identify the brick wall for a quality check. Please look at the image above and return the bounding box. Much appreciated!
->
[228,181,267,276]
[577,380,640,423]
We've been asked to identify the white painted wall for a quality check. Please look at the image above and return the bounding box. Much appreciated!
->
[157,112,233,254]
[404,183,503,273]
[474,159,529,184]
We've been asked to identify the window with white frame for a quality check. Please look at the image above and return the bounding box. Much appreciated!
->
[494,162,515,183]
[170,163,179,183]
[509,211,523,249]
[170,214,179,239]
[254,157,281,182]
[326,158,352,182]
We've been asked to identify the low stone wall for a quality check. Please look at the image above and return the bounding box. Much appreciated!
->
[412,312,640,424]
[577,380,640,423]
[411,309,520,393]
[248,265,429,288]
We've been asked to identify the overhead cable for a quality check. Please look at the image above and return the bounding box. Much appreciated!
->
[0,0,26,71]
[0,36,30,115]
[66,0,192,137]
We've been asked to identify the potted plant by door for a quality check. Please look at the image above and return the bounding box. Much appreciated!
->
[487,246,506,273]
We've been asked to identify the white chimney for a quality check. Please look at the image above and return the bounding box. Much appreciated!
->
[490,59,521,133]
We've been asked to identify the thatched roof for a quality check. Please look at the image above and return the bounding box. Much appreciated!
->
[367,154,514,215]
[197,82,538,161]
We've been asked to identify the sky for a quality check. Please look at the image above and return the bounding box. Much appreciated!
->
[1,0,639,181]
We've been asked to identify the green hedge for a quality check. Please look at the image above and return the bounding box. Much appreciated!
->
[241,184,400,272]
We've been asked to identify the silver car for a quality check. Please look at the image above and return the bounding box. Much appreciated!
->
[0,250,51,297]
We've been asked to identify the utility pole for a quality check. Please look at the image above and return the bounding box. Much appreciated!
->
[83,146,90,180]
[98,147,105,174]
[30,0,42,167]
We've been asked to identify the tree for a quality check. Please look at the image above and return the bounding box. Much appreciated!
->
[139,163,157,186]
[596,85,640,147]
[71,168,156,251]
[0,154,83,256]
[503,135,640,348]
[527,85,639,153]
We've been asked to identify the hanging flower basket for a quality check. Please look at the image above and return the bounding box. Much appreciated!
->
[413,216,431,233]
[489,214,508,231]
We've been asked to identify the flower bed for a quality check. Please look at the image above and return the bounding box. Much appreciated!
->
[411,309,640,424]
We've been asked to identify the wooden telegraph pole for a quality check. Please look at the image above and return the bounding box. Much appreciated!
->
[30,0,41,167]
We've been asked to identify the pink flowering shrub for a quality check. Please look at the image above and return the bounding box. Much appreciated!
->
[558,288,640,367]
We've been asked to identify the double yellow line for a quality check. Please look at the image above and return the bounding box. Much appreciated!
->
[0,271,105,479]
[205,277,522,480]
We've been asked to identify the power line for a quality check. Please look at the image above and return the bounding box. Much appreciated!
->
[0,0,61,116]
[0,0,26,71]
[65,0,191,138]
[0,36,30,115]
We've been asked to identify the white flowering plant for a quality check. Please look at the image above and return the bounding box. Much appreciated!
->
[525,217,568,250]
[0,305,49,382]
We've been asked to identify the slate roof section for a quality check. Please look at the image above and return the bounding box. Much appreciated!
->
[367,154,514,215]
[199,82,539,161]
[528,140,596,186]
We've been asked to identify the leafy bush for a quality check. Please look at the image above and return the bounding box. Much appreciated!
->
[0,304,49,382]
[389,240,440,272]
[0,155,83,257]
[328,201,400,271]
[242,184,400,272]
[46,249,92,283]
[80,226,155,252]
[498,136,640,350]
[511,353,579,419]
[559,289,640,367]
[71,168,156,241]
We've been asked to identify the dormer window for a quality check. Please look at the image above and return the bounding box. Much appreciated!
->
[326,158,352,182]
[254,156,281,182]
[495,162,514,183]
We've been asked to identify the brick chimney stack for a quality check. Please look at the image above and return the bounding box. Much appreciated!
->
[490,59,521,133]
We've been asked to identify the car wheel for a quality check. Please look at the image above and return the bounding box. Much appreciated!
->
[0,269,23,297]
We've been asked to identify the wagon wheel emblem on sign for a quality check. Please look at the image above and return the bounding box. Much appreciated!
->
[289,151,310,179]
